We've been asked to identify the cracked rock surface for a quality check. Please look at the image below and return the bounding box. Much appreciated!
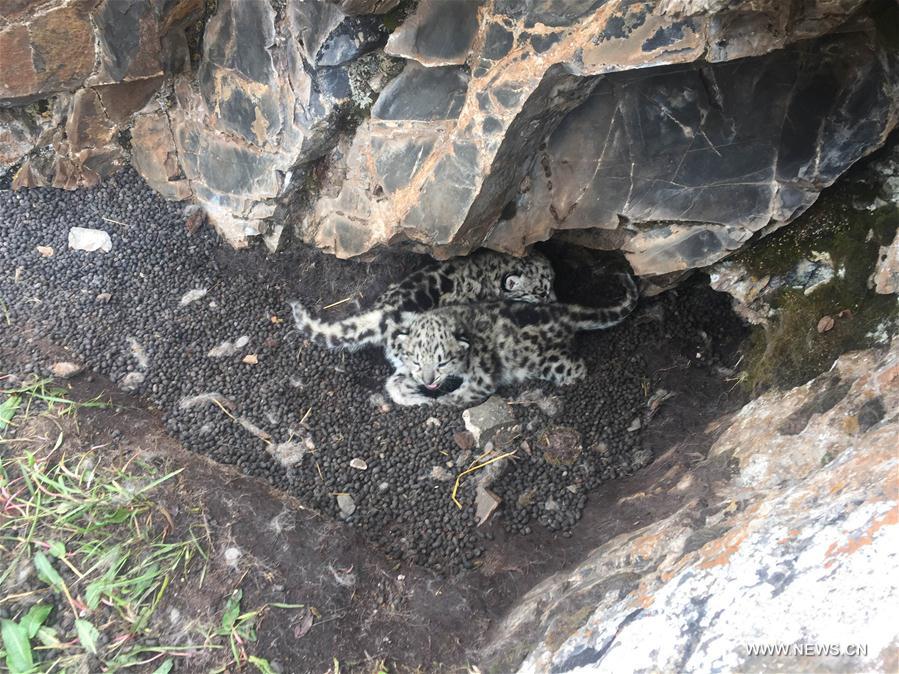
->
[3,1,897,276]
[483,338,899,674]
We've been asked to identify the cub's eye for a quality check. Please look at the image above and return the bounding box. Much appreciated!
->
[438,360,449,367]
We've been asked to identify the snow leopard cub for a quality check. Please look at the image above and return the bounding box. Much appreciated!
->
[385,274,639,407]
[289,250,555,358]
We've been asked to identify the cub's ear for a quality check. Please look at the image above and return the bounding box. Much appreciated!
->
[395,331,408,345]
[455,334,470,350]
[503,273,521,292]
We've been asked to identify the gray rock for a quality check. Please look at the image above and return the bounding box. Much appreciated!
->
[68,227,112,253]
[371,62,469,121]
[307,2,897,272]
[481,338,899,673]
[385,0,481,66]
[336,493,356,518]
[474,486,501,526]
[316,15,387,67]
[462,396,515,447]
[179,288,208,306]
[488,29,899,274]
[0,108,41,171]
[708,261,774,325]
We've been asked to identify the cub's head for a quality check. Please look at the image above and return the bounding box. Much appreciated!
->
[501,252,556,303]
[395,313,469,390]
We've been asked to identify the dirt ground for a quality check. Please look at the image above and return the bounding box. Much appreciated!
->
[1,317,745,672]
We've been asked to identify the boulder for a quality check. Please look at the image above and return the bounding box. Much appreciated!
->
[2,0,896,276]
[481,337,899,673]
[489,29,899,275]
[462,396,516,447]
[130,0,384,247]
[304,1,898,265]
[0,0,202,188]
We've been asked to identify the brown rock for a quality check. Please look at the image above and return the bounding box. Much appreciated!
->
[131,111,193,202]
[453,430,476,451]
[0,0,201,194]
[1,0,41,23]
[51,361,83,378]
[474,486,501,526]
[817,315,835,333]
[0,24,40,100]
[95,78,163,123]
[66,88,116,152]
[11,160,49,190]
[28,1,96,97]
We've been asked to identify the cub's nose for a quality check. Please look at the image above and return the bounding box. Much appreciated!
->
[421,368,436,386]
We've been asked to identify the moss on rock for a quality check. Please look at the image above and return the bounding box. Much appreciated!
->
[737,179,898,393]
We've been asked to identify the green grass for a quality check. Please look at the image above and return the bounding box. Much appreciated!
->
[0,378,107,433]
[0,376,304,673]
[0,444,206,671]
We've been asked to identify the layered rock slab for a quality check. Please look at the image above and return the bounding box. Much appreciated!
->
[491,29,899,275]
[481,338,899,673]
[304,1,898,263]
[3,0,896,275]
[129,0,392,246]
[0,0,201,188]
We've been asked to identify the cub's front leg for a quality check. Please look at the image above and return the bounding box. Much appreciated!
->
[437,373,496,407]
[385,371,437,406]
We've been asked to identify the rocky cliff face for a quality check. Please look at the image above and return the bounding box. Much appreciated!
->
[0,0,203,189]
[481,337,899,673]
[1,0,898,277]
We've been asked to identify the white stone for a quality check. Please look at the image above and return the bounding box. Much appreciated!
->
[179,288,208,305]
[68,227,112,252]
[337,493,356,517]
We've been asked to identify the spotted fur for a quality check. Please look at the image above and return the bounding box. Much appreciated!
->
[289,250,555,358]
[385,274,639,407]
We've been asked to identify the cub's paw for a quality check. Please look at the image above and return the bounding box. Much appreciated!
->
[386,374,434,407]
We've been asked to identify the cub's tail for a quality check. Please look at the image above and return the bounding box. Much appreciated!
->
[566,273,640,331]
[288,301,386,351]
